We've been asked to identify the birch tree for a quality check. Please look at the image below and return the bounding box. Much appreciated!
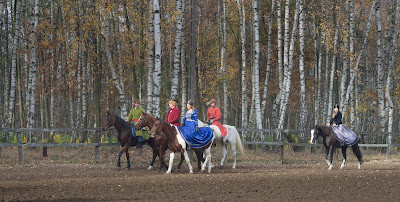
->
[298,0,306,142]
[252,0,263,131]
[236,0,247,128]
[153,0,162,118]
[147,0,154,114]
[171,0,184,100]
[375,0,386,132]
[6,0,21,128]
[272,0,282,129]
[326,24,338,125]
[104,8,128,119]
[221,0,228,123]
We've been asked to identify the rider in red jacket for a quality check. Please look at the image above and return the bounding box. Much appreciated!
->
[165,100,181,127]
[206,99,227,137]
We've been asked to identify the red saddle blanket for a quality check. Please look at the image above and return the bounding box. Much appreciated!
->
[213,121,227,137]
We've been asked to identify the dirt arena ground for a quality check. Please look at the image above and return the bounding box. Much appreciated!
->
[1,146,400,201]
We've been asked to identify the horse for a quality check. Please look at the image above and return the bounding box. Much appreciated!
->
[198,120,244,169]
[101,110,160,170]
[310,125,363,170]
[135,112,207,171]
[150,119,219,174]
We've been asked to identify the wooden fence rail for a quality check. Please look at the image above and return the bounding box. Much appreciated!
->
[0,127,398,165]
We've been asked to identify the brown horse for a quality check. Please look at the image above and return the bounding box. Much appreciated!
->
[135,112,205,171]
[150,119,218,174]
[101,110,160,170]
[311,125,363,170]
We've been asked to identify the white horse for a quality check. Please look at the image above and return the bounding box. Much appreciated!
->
[198,120,245,169]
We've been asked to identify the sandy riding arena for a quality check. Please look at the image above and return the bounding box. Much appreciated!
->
[1,146,400,201]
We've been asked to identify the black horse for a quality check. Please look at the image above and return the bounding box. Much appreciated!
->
[102,110,160,170]
[311,125,363,170]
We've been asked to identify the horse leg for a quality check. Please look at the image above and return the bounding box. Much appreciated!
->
[220,144,228,167]
[166,151,175,174]
[201,147,212,173]
[231,143,237,169]
[125,148,131,170]
[176,153,185,171]
[340,146,347,170]
[324,147,330,166]
[182,149,193,174]
[157,144,166,171]
[352,143,363,169]
[117,144,129,168]
[148,147,157,170]
[328,146,334,170]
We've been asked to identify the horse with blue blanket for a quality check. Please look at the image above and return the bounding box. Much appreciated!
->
[102,110,161,170]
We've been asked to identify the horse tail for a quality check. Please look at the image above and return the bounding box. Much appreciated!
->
[233,127,245,155]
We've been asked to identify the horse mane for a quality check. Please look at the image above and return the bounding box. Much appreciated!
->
[114,114,131,128]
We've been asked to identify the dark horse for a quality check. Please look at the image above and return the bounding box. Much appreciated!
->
[135,112,205,171]
[311,125,363,170]
[102,110,161,169]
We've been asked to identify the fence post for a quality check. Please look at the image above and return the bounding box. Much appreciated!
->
[386,135,390,160]
[95,130,100,163]
[17,132,24,165]
[280,133,284,165]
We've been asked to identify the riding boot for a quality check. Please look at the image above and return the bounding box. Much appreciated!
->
[136,136,145,148]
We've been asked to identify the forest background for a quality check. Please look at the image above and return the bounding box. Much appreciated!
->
[1,0,399,144]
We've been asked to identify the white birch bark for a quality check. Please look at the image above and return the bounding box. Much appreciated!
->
[298,0,306,142]
[147,0,154,114]
[375,0,386,132]
[171,0,184,100]
[252,0,263,132]
[386,0,399,150]
[153,0,162,118]
[326,24,338,125]
[81,57,88,128]
[277,0,300,134]
[104,12,128,120]
[181,41,187,120]
[236,0,247,128]
[272,0,282,129]
[262,0,275,115]
[6,0,21,128]
[2,2,9,129]
[221,0,228,123]
[342,0,377,115]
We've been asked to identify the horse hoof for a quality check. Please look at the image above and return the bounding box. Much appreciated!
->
[126,167,130,170]
[189,170,193,174]
[232,166,236,169]
[165,171,171,174]
[147,166,154,170]
[117,164,121,168]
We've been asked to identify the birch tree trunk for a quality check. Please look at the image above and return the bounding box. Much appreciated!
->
[326,24,338,125]
[104,11,128,120]
[262,0,275,116]
[6,0,21,128]
[386,0,399,151]
[2,1,9,130]
[153,0,162,118]
[171,0,184,100]
[181,40,187,120]
[147,0,154,114]
[375,0,386,132]
[277,0,300,135]
[236,0,247,128]
[342,0,377,115]
[272,0,282,129]
[221,0,228,123]
[252,0,263,132]
[298,0,306,143]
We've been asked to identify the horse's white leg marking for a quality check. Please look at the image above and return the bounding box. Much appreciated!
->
[358,162,361,170]
[183,149,193,174]
[310,129,314,144]
[231,143,237,169]
[147,165,154,170]
[166,152,175,174]
[340,159,346,170]
[328,163,332,170]
[220,144,228,166]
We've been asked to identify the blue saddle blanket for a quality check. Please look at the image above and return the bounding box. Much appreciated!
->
[332,124,357,146]
[179,127,214,148]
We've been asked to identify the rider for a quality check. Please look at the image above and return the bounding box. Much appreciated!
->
[206,99,227,137]
[329,104,342,127]
[127,99,149,148]
[328,104,357,146]
[165,99,181,127]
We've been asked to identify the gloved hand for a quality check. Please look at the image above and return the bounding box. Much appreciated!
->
[195,126,199,132]
[208,119,213,125]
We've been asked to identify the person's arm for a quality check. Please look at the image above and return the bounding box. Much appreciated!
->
[182,111,187,126]
[127,109,133,121]
[193,110,199,127]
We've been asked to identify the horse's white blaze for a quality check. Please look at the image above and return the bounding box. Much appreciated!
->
[310,129,315,144]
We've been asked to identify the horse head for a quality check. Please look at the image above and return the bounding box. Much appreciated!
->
[102,110,116,131]
[150,118,163,137]
[135,112,150,130]
[310,125,321,144]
